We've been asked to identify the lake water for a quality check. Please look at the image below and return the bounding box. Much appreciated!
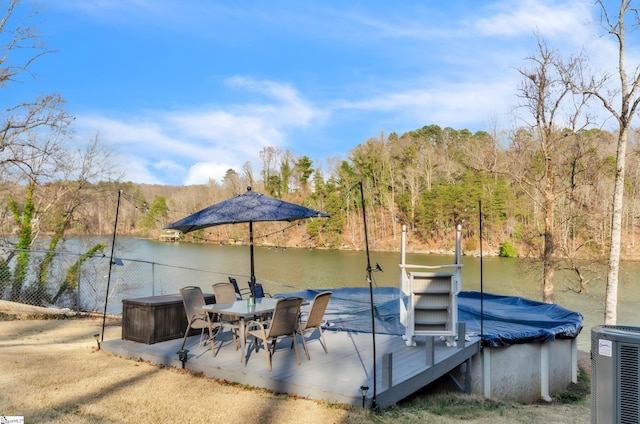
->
[105,237,638,351]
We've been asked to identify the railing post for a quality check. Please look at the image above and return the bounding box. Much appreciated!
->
[457,322,466,348]
[382,352,393,390]
[426,336,434,365]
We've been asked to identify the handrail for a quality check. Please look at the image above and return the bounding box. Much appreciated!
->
[399,263,463,270]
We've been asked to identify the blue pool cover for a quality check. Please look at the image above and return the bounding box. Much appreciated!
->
[276,287,583,348]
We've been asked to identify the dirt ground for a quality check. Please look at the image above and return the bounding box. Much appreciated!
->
[0,301,591,424]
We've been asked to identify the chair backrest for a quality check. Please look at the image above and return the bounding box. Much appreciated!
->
[246,281,266,298]
[303,291,332,330]
[212,282,237,304]
[267,297,303,338]
[180,286,206,320]
[254,283,265,298]
[228,277,241,297]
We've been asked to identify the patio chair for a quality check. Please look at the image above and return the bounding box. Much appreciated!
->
[245,297,303,371]
[297,291,332,360]
[228,277,251,299]
[213,282,238,304]
[248,280,271,298]
[179,286,216,352]
[212,282,242,352]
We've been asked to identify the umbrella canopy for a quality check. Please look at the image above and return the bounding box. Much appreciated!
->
[165,187,329,284]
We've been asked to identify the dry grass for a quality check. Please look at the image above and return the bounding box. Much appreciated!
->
[0,301,591,423]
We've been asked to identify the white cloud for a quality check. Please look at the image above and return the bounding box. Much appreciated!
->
[153,160,187,176]
[475,0,591,40]
[165,110,284,156]
[81,115,178,149]
[184,161,235,186]
[334,77,518,132]
[75,78,325,185]
[113,154,163,185]
[224,76,323,125]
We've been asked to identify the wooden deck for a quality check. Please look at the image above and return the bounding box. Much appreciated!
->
[101,326,480,408]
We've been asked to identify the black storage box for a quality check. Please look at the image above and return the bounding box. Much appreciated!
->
[122,293,214,344]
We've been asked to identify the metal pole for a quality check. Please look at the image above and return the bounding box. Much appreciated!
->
[77,253,82,313]
[359,181,377,409]
[101,189,122,342]
[249,221,256,285]
[479,200,484,342]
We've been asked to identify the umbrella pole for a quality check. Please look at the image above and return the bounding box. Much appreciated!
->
[249,221,255,285]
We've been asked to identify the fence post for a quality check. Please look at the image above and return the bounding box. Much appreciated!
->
[152,262,156,296]
[76,253,81,312]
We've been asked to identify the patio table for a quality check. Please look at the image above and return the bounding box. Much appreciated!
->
[202,297,280,362]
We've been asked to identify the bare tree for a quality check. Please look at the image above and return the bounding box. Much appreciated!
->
[581,0,640,324]
[242,161,254,189]
[510,36,591,303]
[0,1,62,154]
[0,0,48,86]
[259,146,282,196]
[396,135,421,230]
[0,1,119,303]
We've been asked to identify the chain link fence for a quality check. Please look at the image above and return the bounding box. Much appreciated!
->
[0,247,223,315]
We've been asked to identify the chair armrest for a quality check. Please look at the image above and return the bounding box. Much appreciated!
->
[245,319,269,341]
[189,312,206,322]
[237,288,252,299]
[245,319,267,330]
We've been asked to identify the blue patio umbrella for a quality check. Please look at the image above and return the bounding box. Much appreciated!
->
[165,187,330,285]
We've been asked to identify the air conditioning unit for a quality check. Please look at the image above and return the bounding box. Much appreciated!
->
[591,325,640,424]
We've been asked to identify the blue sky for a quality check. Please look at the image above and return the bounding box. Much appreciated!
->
[7,1,630,186]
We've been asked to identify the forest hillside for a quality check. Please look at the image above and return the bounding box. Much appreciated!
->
[49,124,640,265]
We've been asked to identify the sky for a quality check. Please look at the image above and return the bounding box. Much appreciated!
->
[4,0,634,186]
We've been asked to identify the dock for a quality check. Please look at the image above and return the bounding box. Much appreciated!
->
[101,324,480,408]
[159,230,180,242]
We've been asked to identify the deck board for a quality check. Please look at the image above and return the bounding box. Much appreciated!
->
[102,329,480,408]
